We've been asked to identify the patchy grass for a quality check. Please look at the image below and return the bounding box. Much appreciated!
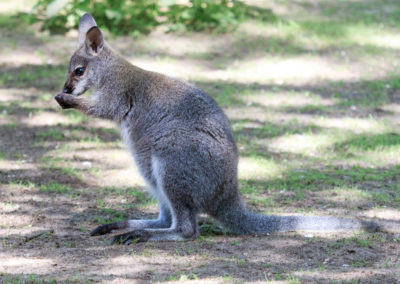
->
[0,274,57,284]
[39,182,74,195]
[64,110,89,124]
[35,129,64,141]
[92,207,127,225]
[102,186,155,206]
[0,65,65,91]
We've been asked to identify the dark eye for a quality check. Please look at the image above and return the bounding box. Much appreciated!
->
[74,67,85,76]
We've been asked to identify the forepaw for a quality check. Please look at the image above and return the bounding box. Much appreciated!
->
[107,231,150,245]
[55,93,76,109]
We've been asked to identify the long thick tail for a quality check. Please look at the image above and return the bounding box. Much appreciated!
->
[215,202,400,234]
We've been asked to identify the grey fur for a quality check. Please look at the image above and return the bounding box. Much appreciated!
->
[55,14,400,243]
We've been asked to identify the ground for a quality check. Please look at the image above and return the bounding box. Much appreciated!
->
[1,0,400,283]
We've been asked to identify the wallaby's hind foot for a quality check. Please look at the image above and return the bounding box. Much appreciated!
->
[107,230,151,245]
[91,221,128,236]
[108,227,198,245]
[91,216,173,236]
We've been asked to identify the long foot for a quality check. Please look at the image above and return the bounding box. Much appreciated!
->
[107,230,150,245]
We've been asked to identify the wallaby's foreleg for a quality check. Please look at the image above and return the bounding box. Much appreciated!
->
[55,93,90,111]
[90,202,172,236]
[55,92,130,120]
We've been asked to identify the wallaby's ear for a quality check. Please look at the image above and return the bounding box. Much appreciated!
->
[85,26,104,56]
[78,13,97,47]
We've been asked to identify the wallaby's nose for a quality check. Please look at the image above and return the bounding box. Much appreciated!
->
[63,86,73,94]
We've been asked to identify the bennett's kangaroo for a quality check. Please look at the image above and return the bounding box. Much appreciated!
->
[55,14,399,244]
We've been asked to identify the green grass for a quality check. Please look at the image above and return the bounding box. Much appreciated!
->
[40,156,83,180]
[337,133,400,151]
[64,110,89,124]
[268,165,400,191]
[92,207,126,224]
[102,186,155,207]
[0,101,38,116]
[39,93,53,102]
[35,129,64,141]
[0,150,5,160]
[40,182,74,195]
[0,274,57,284]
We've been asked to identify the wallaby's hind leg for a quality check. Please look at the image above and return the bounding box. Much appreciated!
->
[108,201,198,244]
[90,201,172,236]
[108,159,199,244]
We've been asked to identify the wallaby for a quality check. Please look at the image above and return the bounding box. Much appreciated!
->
[55,14,399,244]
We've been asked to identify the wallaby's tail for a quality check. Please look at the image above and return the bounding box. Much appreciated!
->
[215,201,400,234]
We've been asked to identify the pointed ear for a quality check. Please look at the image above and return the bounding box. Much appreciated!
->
[85,26,104,56]
[78,13,97,47]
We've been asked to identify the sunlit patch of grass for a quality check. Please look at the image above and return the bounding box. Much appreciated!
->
[39,93,53,102]
[329,186,370,205]
[0,202,19,212]
[268,132,344,157]
[338,133,400,151]
[265,165,400,203]
[315,117,388,134]
[238,156,284,181]
[102,186,155,207]
[196,80,250,107]
[233,118,321,138]
[246,90,336,109]
[358,148,400,167]
[335,133,400,165]
[64,109,89,124]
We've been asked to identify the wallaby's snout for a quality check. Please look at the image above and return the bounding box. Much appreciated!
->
[62,77,74,94]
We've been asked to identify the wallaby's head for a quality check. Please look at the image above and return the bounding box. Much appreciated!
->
[62,13,106,96]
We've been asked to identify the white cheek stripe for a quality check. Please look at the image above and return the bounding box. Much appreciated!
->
[72,77,89,96]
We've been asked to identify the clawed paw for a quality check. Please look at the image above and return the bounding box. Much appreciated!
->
[55,93,75,109]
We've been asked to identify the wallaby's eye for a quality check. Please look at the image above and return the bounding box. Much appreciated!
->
[74,67,85,76]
